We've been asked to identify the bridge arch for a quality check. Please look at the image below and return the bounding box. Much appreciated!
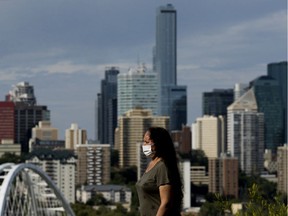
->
[0,163,75,216]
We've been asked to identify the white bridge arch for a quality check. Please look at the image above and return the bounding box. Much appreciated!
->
[0,163,75,216]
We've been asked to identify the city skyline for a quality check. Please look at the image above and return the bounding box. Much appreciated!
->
[0,0,286,139]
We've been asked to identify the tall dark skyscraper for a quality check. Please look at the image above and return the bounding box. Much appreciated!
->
[97,67,119,146]
[154,4,187,130]
[202,89,234,117]
[250,76,284,152]
[267,61,287,143]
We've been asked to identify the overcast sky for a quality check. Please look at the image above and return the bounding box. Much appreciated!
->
[0,0,286,140]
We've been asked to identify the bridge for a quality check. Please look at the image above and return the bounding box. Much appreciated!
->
[0,163,75,216]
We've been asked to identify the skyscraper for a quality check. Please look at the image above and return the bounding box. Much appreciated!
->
[115,108,169,168]
[227,89,264,175]
[97,67,119,145]
[250,75,283,152]
[154,4,187,130]
[203,89,234,117]
[267,61,287,143]
[117,64,158,116]
[6,82,50,153]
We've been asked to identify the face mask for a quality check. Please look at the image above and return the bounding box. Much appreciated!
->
[142,144,154,157]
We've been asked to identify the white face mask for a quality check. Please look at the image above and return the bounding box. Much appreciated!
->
[142,144,154,157]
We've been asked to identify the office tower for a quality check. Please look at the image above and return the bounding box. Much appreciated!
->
[97,67,119,146]
[203,89,234,117]
[115,108,169,168]
[26,149,76,203]
[117,64,158,116]
[65,123,87,149]
[227,89,264,175]
[6,82,50,153]
[0,102,15,142]
[209,154,238,198]
[171,125,192,154]
[234,83,249,101]
[191,115,225,158]
[29,121,61,151]
[7,81,36,105]
[190,166,209,186]
[267,61,287,143]
[154,4,187,130]
[277,144,288,194]
[250,75,283,152]
[76,143,110,185]
[14,103,50,153]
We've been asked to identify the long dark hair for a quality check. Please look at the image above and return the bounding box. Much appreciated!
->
[146,127,183,211]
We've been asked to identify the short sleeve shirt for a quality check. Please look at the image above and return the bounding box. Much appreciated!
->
[136,160,170,216]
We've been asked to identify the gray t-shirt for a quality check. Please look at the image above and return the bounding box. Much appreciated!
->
[136,160,178,216]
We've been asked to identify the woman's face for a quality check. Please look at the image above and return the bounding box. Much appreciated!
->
[143,131,156,151]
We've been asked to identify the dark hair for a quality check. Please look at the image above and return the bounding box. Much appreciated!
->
[146,127,183,211]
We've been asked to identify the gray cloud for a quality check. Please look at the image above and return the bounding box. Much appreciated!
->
[0,0,286,138]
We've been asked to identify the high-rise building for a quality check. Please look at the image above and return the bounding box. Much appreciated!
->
[76,143,110,185]
[26,149,76,203]
[250,76,283,152]
[6,82,50,153]
[0,102,15,143]
[209,154,238,198]
[14,103,50,153]
[227,89,264,175]
[115,108,169,168]
[97,67,119,146]
[65,123,87,149]
[154,4,187,130]
[202,89,234,117]
[191,115,225,158]
[117,64,158,116]
[7,81,36,105]
[277,144,288,194]
[267,61,287,143]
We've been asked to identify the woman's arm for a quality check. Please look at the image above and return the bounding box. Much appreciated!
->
[156,184,172,216]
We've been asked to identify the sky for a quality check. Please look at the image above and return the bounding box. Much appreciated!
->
[0,0,286,140]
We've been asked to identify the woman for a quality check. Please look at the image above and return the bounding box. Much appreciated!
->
[136,127,183,216]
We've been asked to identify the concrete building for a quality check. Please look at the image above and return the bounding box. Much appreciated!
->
[0,139,21,157]
[76,184,132,210]
[76,143,110,185]
[277,144,288,194]
[209,154,238,198]
[191,115,225,158]
[190,166,209,186]
[227,89,264,175]
[115,108,169,168]
[65,123,87,149]
[29,121,59,151]
[118,64,158,116]
[26,149,76,203]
